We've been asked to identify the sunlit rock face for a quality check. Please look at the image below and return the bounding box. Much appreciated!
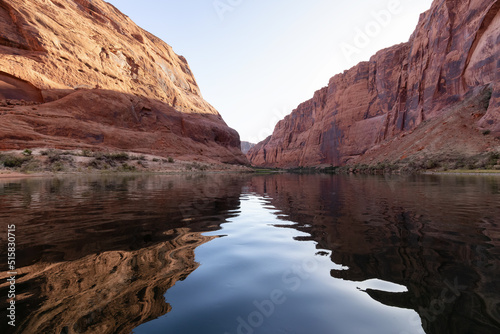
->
[248,0,500,167]
[0,0,247,164]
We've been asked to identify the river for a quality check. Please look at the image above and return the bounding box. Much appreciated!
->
[1,174,499,334]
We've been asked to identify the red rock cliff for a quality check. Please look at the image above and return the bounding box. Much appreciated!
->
[0,0,247,164]
[248,0,500,167]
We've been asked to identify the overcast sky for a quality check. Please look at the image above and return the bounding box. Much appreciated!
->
[107,0,434,143]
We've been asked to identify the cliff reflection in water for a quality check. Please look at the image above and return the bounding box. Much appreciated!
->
[249,174,500,334]
[0,175,245,334]
[1,174,499,334]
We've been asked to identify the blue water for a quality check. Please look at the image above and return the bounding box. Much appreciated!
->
[135,195,421,334]
[1,174,499,334]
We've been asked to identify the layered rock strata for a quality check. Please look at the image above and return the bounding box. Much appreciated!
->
[248,0,499,167]
[0,0,246,164]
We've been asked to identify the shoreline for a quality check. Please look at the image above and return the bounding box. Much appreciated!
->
[0,169,256,180]
[2,148,499,180]
[3,169,500,180]
[423,170,500,176]
[0,148,253,179]
[0,171,49,179]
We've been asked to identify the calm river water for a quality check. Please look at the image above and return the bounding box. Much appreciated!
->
[0,174,499,334]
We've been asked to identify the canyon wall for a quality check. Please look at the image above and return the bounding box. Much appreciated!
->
[248,0,500,167]
[0,0,247,164]
[241,141,256,154]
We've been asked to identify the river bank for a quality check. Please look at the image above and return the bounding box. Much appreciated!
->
[0,148,252,179]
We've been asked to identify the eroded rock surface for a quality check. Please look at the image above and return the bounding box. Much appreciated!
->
[0,0,246,164]
[248,0,499,167]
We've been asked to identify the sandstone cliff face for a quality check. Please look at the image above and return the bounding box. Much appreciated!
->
[0,0,247,164]
[248,0,500,167]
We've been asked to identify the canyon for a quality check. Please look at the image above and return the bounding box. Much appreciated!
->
[240,141,256,155]
[0,0,247,165]
[248,0,500,168]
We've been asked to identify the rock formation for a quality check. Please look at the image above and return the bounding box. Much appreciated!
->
[248,0,500,167]
[240,141,256,154]
[0,0,247,164]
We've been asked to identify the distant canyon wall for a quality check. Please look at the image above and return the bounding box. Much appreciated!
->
[248,0,500,167]
[241,141,256,154]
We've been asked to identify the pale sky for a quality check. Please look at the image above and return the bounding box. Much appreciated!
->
[106,0,434,143]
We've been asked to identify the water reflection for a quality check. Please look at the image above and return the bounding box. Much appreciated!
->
[0,175,246,334]
[249,174,500,334]
[0,174,499,334]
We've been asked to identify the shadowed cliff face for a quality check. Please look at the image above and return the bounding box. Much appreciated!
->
[0,175,247,334]
[0,0,247,164]
[249,174,500,334]
[248,0,500,167]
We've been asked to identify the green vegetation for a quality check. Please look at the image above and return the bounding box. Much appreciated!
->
[87,152,132,170]
[119,163,137,172]
[439,169,500,174]
[279,152,500,175]
[0,152,41,172]
[80,149,94,157]
[51,161,65,172]
[130,154,146,161]
[20,160,41,173]
[0,149,242,174]
[330,152,500,175]
[4,147,496,176]
[252,167,284,174]
[103,152,129,161]
[287,166,328,174]
[186,162,209,171]
[0,154,31,168]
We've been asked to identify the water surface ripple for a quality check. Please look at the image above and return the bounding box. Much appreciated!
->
[0,174,499,334]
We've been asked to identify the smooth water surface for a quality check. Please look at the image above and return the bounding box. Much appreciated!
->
[0,174,499,334]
